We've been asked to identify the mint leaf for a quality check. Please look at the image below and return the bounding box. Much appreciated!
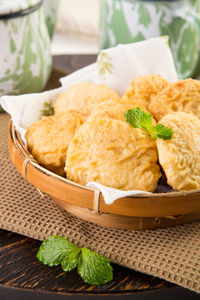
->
[124,107,173,140]
[36,235,77,267]
[124,107,152,132]
[150,124,173,140]
[78,248,113,285]
[61,248,81,272]
[37,236,113,285]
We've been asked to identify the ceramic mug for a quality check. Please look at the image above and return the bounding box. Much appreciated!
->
[43,0,60,40]
[100,0,200,79]
[0,0,52,98]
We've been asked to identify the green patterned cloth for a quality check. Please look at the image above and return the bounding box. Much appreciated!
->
[100,0,200,78]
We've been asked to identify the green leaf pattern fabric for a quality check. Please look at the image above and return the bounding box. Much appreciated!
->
[101,0,200,78]
[97,51,114,78]
[0,7,51,95]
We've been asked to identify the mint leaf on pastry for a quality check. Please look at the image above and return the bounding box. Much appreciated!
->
[124,107,173,140]
[150,123,173,140]
[124,107,152,132]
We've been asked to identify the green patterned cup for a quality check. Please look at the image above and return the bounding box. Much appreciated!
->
[0,0,52,99]
[43,0,60,40]
[100,0,200,78]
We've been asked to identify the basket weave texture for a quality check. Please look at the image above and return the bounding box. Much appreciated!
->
[0,113,200,293]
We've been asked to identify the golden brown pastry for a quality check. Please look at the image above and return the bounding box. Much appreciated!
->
[25,111,87,176]
[87,98,140,123]
[123,74,169,110]
[156,112,200,191]
[149,78,200,121]
[54,82,120,116]
[66,118,161,191]
[88,98,156,127]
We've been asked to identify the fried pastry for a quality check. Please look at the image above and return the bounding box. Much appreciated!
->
[156,112,200,191]
[54,82,120,116]
[88,98,156,126]
[66,118,161,191]
[149,78,200,121]
[25,111,87,176]
[87,98,140,123]
[123,74,169,110]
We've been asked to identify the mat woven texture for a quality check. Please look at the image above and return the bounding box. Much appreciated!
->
[0,113,200,293]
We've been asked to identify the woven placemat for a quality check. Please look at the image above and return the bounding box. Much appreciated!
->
[0,113,200,293]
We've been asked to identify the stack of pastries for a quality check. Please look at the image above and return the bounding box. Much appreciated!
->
[25,77,200,192]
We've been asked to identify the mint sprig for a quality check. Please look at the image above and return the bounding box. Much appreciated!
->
[37,235,113,285]
[124,107,173,140]
[150,123,173,140]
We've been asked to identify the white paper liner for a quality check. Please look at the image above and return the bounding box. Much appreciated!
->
[0,37,178,204]
[61,36,178,96]
[87,182,151,204]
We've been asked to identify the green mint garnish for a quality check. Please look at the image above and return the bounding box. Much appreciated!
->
[36,235,78,267]
[78,248,113,285]
[150,123,173,140]
[124,107,173,140]
[40,101,54,118]
[37,235,113,285]
[61,248,81,272]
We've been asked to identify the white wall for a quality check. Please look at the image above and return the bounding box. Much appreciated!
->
[51,0,100,54]
[56,0,100,37]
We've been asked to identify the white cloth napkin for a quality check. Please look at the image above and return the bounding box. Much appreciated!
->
[0,37,178,204]
[87,182,151,204]
[0,87,66,138]
[61,36,178,96]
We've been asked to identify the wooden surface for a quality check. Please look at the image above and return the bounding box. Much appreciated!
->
[1,229,200,299]
[1,55,200,299]
[0,229,172,294]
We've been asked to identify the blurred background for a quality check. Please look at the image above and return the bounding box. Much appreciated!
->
[51,0,100,55]
[1,0,200,98]
[52,0,200,79]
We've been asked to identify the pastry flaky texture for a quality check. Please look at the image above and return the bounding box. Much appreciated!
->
[66,118,161,192]
[156,112,200,191]
[88,98,156,126]
[54,82,120,116]
[149,78,200,121]
[87,98,142,123]
[123,74,169,110]
[25,111,87,176]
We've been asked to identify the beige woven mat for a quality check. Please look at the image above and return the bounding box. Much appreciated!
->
[0,113,200,293]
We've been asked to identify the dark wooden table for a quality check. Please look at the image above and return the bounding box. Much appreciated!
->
[0,55,199,300]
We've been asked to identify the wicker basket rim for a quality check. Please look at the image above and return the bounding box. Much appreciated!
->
[11,121,200,199]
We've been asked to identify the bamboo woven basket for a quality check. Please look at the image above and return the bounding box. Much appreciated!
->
[8,121,200,230]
